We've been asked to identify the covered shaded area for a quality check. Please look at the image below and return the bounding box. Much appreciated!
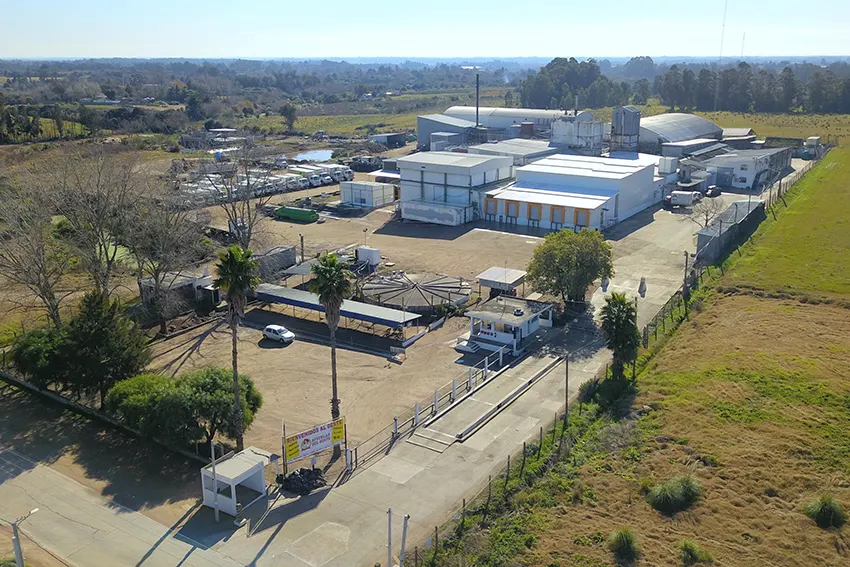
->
[255,283,421,328]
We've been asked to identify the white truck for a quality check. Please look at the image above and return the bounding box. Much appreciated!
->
[308,174,323,188]
[664,191,702,209]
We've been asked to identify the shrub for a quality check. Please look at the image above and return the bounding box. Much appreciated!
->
[647,476,703,515]
[608,528,638,561]
[11,327,64,388]
[804,495,847,528]
[679,539,713,565]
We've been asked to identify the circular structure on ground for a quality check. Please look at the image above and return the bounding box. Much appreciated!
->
[362,272,471,314]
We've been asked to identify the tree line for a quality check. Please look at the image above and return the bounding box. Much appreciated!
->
[656,62,850,114]
[517,57,850,114]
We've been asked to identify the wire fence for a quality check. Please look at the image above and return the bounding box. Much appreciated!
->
[350,344,513,471]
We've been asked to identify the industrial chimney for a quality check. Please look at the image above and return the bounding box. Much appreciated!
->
[475,73,480,128]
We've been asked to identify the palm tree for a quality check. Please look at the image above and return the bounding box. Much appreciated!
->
[214,245,259,452]
[600,292,640,381]
[308,253,353,445]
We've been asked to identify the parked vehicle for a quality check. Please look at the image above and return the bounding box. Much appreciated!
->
[343,167,355,181]
[331,170,346,183]
[705,185,722,198]
[663,190,702,209]
[274,156,288,169]
[297,177,310,189]
[275,206,319,222]
[263,324,295,343]
[320,174,334,185]
[350,155,383,172]
[308,174,322,188]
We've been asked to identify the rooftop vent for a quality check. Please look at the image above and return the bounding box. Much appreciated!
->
[513,308,524,316]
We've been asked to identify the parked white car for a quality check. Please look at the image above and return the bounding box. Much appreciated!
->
[263,324,295,343]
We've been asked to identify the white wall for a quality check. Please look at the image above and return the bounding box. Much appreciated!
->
[480,197,615,231]
[400,201,471,226]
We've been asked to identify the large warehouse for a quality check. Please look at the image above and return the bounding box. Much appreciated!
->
[416,114,476,150]
[483,152,670,231]
[442,106,567,131]
[397,152,514,226]
[638,113,723,153]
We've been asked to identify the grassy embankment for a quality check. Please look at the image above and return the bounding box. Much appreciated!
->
[434,146,850,567]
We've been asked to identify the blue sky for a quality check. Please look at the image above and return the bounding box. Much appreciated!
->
[1,0,848,59]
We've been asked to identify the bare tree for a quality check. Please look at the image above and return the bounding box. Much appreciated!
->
[45,147,142,295]
[0,182,73,328]
[125,188,212,335]
[686,197,725,228]
[203,142,274,250]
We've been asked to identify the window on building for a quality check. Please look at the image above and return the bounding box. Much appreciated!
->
[484,198,497,215]
[528,203,541,221]
[506,201,519,218]
[740,164,748,171]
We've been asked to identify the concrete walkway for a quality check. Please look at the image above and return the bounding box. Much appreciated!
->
[0,447,241,567]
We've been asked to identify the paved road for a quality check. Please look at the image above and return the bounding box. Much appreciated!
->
[0,447,240,567]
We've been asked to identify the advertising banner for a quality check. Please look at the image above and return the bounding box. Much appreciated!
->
[284,417,345,463]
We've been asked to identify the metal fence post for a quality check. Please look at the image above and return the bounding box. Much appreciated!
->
[414,403,420,427]
[433,390,439,415]
[451,379,456,403]
[393,417,398,439]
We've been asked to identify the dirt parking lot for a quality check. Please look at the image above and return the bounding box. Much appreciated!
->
[151,310,476,451]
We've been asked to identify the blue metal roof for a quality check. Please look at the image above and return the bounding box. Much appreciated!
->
[255,283,421,328]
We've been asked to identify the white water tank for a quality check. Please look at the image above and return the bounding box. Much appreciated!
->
[356,246,381,266]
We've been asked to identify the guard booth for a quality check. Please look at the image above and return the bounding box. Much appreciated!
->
[476,267,527,299]
[201,447,275,517]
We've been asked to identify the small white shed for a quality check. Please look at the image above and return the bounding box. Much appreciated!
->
[201,446,274,517]
[340,181,396,208]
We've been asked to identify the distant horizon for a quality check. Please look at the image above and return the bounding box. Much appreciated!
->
[3,0,848,60]
[3,55,849,64]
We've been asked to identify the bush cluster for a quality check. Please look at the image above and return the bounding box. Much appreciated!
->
[647,475,703,515]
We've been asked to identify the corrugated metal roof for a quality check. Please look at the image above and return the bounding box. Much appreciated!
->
[255,283,421,327]
[444,106,567,120]
[722,127,756,138]
[468,138,556,157]
[640,113,722,143]
[418,114,476,129]
[487,185,611,208]
[397,151,511,169]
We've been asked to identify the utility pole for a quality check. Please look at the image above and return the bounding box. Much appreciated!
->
[10,508,39,567]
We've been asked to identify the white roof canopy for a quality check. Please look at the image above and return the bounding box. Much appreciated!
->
[477,267,527,291]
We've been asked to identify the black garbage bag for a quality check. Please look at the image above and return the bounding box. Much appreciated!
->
[277,468,326,496]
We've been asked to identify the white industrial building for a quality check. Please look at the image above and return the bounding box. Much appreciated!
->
[467,139,561,165]
[397,152,514,226]
[483,152,672,231]
[340,181,397,208]
[442,106,567,131]
[638,113,723,153]
[701,147,793,190]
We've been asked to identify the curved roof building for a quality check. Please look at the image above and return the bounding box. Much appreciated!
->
[639,113,722,150]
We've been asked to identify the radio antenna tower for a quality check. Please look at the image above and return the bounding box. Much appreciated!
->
[714,0,728,112]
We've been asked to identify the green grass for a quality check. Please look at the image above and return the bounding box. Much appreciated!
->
[679,539,713,565]
[804,495,847,528]
[234,112,419,136]
[646,476,703,515]
[724,146,850,298]
[607,527,639,561]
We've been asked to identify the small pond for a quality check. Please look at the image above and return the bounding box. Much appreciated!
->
[293,149,334,162]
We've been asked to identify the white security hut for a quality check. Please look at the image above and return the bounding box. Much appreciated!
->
[457,295,553,355]
[201,447,274,517]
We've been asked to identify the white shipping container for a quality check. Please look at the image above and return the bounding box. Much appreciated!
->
[340,181,396,208]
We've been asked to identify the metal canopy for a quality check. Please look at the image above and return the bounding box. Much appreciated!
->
[477,267,527,291]
[255,283,421,328]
